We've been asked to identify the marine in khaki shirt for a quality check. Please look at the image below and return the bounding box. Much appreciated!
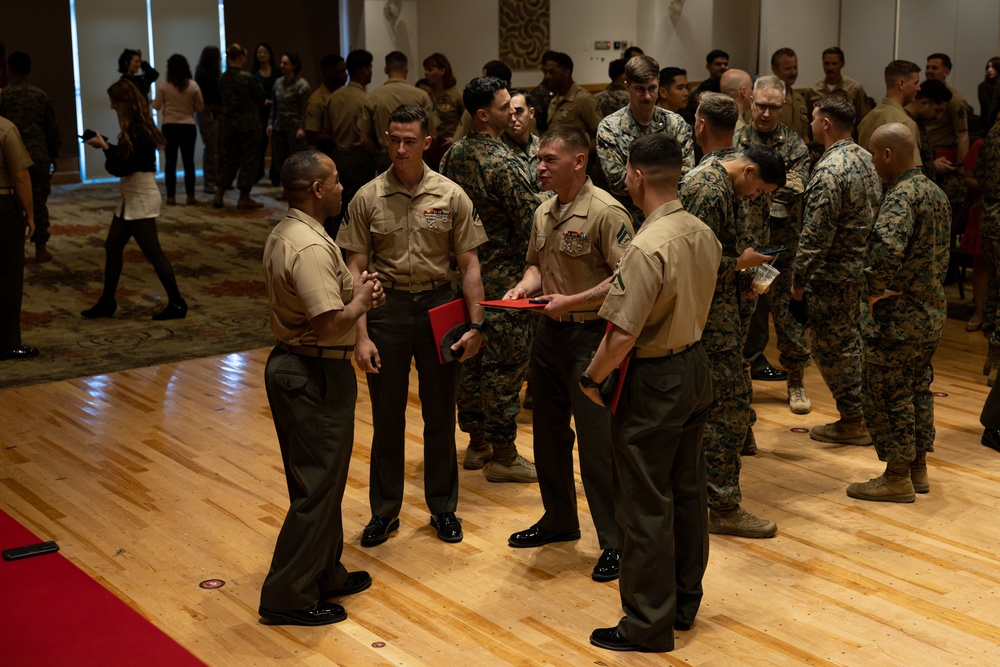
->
[503,127,632,581]
[542,54,602,147]
[358,78,434,155]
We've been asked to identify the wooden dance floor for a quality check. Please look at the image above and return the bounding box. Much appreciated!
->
[2,319,1000,666]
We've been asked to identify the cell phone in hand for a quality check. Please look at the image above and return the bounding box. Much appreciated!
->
[761,247,786,256]
[2,540,59,561]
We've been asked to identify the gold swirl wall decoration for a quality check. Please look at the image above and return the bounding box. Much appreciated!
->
[499,0,550,70]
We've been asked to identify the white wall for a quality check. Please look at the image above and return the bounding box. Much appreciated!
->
[416,0,498,89]
[759,0,839,86]
[364,0,419,85]
[839,0,896,101]
[549,0,639,85]
[713,0,761,74]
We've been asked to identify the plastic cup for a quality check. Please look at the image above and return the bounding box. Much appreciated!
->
[751,263,780,292]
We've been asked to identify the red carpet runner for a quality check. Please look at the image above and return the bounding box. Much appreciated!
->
[0,507,206,666]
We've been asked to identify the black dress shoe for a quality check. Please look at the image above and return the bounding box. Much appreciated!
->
[508,524,581,548]
[591,548,620,582]
[0,346,39,360]
[674,619,693,631]
[983,429,1000,454]
[589,627,660,652]
[430,512,463,543]
[258,602,347,626]
[152,298,188,321]
[750,363,788,381]
[81,298,117,319]
[322,571,372,599]
[361,515,399,547]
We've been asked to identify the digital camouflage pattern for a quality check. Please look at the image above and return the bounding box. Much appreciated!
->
[597,106,694,225]
[978,124,1000,344]
[502,132,543,191]
[440,131,544,457]
[219,68,267,132]
[735,122,811,372]
[269,76,312,131]
[702,347,751,509]
[862,341,937,463]
[594,85,630,118]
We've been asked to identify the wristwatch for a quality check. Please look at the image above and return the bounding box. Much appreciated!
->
[468,322,485,331]
[579,372,601,389]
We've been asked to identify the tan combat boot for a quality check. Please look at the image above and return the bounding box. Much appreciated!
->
[462,430,492,470]
[486,454,538,483]
[810,417,872,446]
[909,451,929,493]
[787,369,811,414]
[708,505,777,538]
[846,461,915,502]
[237,190,264,209]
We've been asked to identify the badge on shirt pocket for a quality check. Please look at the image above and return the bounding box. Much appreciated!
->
[560,230,591,257]
[423,208,452,232]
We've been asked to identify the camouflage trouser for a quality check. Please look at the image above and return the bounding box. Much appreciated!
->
[741,294,758,429]
[766,219,810,371]
[219,126,262,194]
[982,236,1000,344]
[28,164,52,246]
[937,171,967,208]
[862,338,939,463]
[808,280,864,419]
[457,265,534,463]
[703,347,752,509]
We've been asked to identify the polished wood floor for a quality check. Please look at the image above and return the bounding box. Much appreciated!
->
[2,319,1000,666]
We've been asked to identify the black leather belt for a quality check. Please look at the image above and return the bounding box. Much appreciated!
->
[381,279,450,293]
[553,311,604,323]
[277,341,354,359]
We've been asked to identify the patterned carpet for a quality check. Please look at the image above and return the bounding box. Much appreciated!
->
[2,181,287,389]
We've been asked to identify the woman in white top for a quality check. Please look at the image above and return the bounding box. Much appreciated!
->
[152,54,204,205]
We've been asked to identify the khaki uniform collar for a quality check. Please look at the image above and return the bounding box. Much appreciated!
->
[548,177,596,225]
[382,164,444,199]
[285,207,327,235]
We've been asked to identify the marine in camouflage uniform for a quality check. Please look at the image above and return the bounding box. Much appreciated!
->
[440,130,544,473]
[794,138,882,436]
[860,167,950,469]
[503,131,543,191]
[598,105,694,227]
[217,59,267,196]
[594,84,629,118]
[979,123,1000,353]
[735,122,811,377]
[0,76,60,256]
[679,158,754,520]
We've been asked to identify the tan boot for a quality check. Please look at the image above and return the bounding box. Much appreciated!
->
[709,505,777,538]
[909,452,929,494]
[846,461,915,502]
[810,417,872,446]
[462,430,491,470]
[787,369,811,414]
[237,191,264,209]
[740,428,757,456]
[486,455,537,483]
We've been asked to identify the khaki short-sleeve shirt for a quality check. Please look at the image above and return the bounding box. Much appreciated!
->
[858,98,923,166]
[358,80,435,152]
[304,85,334,135]
[263,208,355,347]
[925,83,969,149]
[599,200,721,355]
[340,165,487,283]
[547,83,603,139]
[0,117,33,187]
[526,177,633,303]
[327,81,367,150]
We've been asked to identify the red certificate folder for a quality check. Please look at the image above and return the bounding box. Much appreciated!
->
[606,321,631,414]
[479,298,549,310]
[428,298,470,364]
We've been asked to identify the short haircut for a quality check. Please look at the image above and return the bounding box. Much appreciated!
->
[385,51,408,72]
[118,48,140,74]
[753,74,785,96]
[388,104,430,134]
[706,49,729,64]
[7,51,30,75]
[608,58,626,82]
[629,134,682,187]
[281,150,327,193]
[814,95,856,129]
[743,143,786,187]
[770,47,797,68]
[927,53,952,71]
[659,66,687,88]
[916,78,953,104]
[483,60,512,85]
[320,54,344,69]
[346,49,373,76]
[464,76,507,115]
[540,125,590,153]
[283,51,302,75]
[884,60,921,86]
[623,46,645,60]
[822,46,845,62]
[625,55,659,84]
[508,87,530,103]
[226,43,246,62]
[544,51,574,72]
[697,92,738,130]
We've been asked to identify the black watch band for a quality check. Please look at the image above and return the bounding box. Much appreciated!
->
[579,372,601,389]
[468,322,485,331]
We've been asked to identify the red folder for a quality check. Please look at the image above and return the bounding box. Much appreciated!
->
[428,298,470,364]
[606,321,631,414]
[479,298,549,310]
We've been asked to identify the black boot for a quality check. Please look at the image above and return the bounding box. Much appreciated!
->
[81,297,117,319]
[152,298,188,321]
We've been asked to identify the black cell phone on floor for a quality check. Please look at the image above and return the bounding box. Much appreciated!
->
[2,540,59,561]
